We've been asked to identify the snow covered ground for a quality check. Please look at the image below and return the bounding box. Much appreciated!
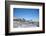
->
[13,21,39,28]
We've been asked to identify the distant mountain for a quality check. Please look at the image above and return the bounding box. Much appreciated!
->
[13,16,19,19]
[13,16,39,22]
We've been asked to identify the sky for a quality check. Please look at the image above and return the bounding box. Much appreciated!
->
[13,8,39,21]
